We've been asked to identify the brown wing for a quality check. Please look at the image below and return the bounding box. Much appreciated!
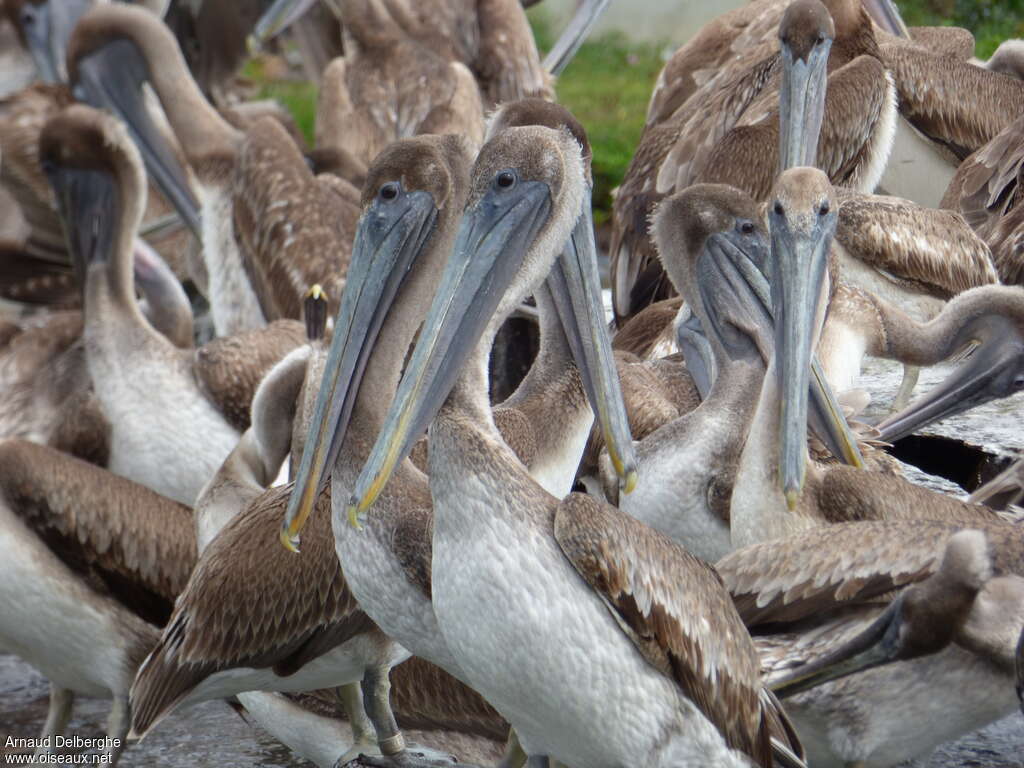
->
[907,26,975,60]
[646,0,788,127]
[130,482,373,736]
[882,41,1024,159]
[474,0,551,105]
[836,189,998,296]
[0,439,195,624]
[612,297,683,359]
[816,56,892,190]
[714,518,1024,627]
[193,319,307,432]
[553,492,791,767]
[232,117,358,323]
[943,111,1024,284]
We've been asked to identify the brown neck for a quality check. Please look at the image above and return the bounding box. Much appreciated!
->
[89,151,152,336]
[829,6,882,69]
[878,287,1019,365]
[75,7,239,176]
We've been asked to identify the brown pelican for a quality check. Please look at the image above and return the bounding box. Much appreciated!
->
[0,239,193,462]
[718,519,1024,767]
[130,134,488,768]
[730,167,1006,548]
[609,0,898,323]
[65,4,314,335]
[40,104,305,505]
[0,80,193,284]
[306,1,487,170]
[0,439,194,765]
[175,289,511,768]
[251,0,556,108]
[282,107,643,768]
[340,122,805,768]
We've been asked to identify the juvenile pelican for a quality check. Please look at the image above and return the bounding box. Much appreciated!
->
[342,123,805,768]
[718,519,1024,767]
[0,439,194,765]
[132,135,486,768]
[610,0,898,323]
[730,167,1005,549]
[40,104,305,505]
[67,4,359,336]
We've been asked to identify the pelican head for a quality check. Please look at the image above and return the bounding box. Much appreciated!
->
[778,0,834,171]
[4,0,91,82]
[39,104,146,278]
[877,286,1024,443]
[655,182,860,468]
[67,4,201,237]
[489,100,635,487]
[347,123,637,522]
[769,167,838,508]
[281,134,473,550]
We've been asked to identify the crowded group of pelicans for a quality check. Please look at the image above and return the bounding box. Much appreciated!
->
[3,0,1024,766]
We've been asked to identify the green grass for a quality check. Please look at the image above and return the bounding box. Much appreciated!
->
[244,57,318,146]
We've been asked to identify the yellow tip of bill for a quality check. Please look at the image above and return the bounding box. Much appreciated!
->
[280,525,301,553]
[785,487,800,512]
[347,504,364,531]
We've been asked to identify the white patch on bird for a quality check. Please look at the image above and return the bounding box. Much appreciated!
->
[0,500,147,698]
[198,187,266,336]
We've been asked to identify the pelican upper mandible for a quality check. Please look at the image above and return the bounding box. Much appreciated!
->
[342,120,806,768]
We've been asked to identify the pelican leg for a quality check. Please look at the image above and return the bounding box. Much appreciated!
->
[891,365,920,412]
[103,695,129,765]
[335,683,382,765]
[340,666,474,768]
[34,685,73,755]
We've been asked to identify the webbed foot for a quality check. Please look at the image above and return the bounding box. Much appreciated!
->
[337,745,481,768]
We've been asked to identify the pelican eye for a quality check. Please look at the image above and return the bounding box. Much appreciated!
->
[773,201,784,216]
[819,200,830,216]
[20,8,35,27]
[816,35,825,45]
[739,220,755,235]
[495,170,517,190]
[1014,374,1024,391]
[378,182,400,201]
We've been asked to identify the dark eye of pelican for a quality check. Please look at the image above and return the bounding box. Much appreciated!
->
[816,35,824,45]
[739,220,755,235]
[378,182,400,201]
[21,8,35,27]
[495,170,517,190]
[1014,374,1024,391]
[39,157,55,176]
[819,200,830,216]
[773,201,784,216]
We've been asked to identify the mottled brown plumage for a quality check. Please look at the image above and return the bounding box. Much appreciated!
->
[0,438,195,624]
[315,24,484,170]
[553,492,801,767]
[232,117,359,323]
[194,319,308,431]
[881,38,1024,161]
[835,189,998,295]
[942,109,1024,285]
[129,483,380,736]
